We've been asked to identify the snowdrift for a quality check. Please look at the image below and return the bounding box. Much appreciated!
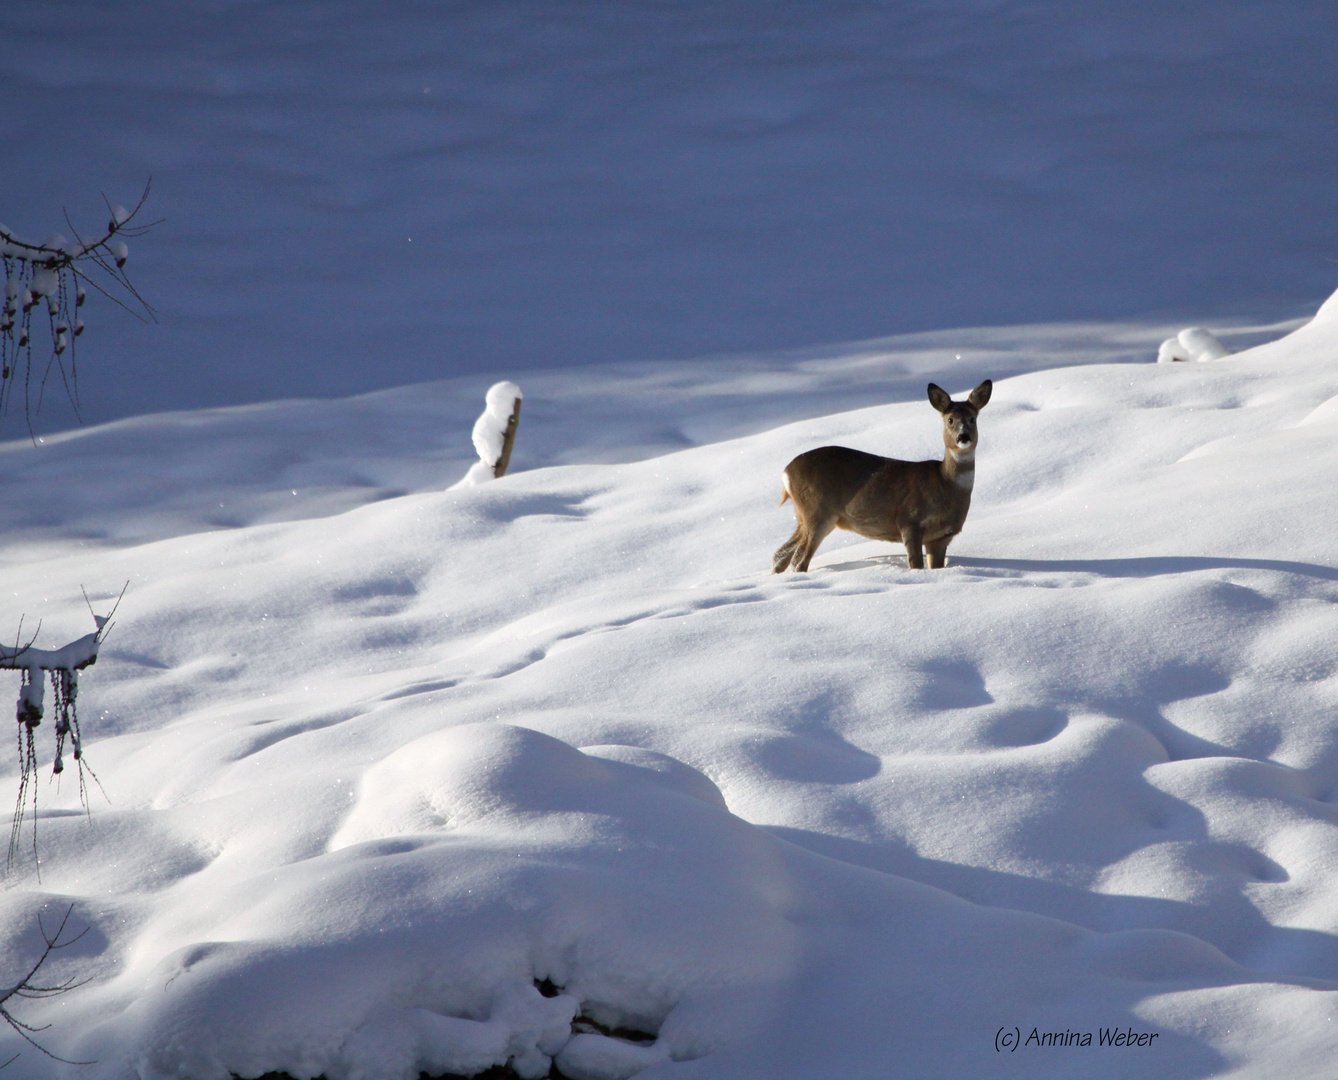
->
[3,301,1338,1078]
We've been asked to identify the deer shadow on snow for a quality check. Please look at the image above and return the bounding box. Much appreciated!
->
[817,553,1338,584]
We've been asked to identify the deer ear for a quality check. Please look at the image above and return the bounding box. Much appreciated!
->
[968,379,992,410]
[927,383,953,413]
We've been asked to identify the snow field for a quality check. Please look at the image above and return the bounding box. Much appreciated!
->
[2,300,1338,1076]
[0,317,1295,551]
[4,2,1337,424]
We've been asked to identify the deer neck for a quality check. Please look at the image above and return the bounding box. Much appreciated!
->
[941,444,975,491]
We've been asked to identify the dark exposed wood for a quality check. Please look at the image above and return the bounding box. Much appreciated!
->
[493,397,522,479]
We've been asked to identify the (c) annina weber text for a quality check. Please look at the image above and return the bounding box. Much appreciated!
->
[995,1026,1161,1051]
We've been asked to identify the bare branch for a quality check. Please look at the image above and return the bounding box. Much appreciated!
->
[5,619,40,667]
[67,265,154,323]
[93,582,129,644]
[3,180,157,432]
[0,904,95,1066]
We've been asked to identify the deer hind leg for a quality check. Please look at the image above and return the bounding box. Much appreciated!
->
[772,527,804,573]
[791,516,839,573]
[901,522,925,569]
[925,536,951,569]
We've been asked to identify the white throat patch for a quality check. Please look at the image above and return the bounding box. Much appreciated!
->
[950,447,975,489]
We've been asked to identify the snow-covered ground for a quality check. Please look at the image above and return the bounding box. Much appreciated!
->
[5,4,1338,1076]
[3,296,1338,1078]
[2,1,1336,425]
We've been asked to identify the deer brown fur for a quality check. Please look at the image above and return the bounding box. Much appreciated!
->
[772,380,992,573]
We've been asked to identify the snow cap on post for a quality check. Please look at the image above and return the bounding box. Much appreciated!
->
[458,380,523,486]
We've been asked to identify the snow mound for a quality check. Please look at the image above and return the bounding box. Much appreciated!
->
[74,724,797,1080]
[334,727,729,848]
[1156,327,1231,363]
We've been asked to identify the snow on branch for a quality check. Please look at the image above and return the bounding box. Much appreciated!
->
[455,380,523,487]
[1,181,158,433]
[5,588,123,877]
[0,632,100,674]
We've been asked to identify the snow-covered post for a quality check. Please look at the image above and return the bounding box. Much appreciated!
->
[4,612,111,874]
[456,381,523,486]
[1157,327,1230,363]
[1,182,156,430]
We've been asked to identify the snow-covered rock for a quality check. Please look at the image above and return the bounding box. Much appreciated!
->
[1156,327,1231,363]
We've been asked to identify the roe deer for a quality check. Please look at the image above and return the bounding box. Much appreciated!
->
[772,380,992,573]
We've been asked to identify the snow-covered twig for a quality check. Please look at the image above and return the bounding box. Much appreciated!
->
[0,632,100,674]
[5,593,120,876]
[1,181,158,434]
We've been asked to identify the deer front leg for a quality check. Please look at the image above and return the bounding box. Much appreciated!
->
[901,522,925,569]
